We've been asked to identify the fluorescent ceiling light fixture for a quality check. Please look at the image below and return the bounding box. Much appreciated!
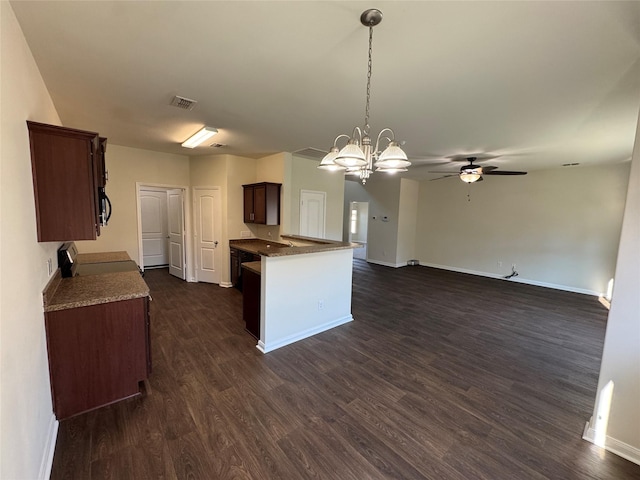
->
[181,126,218,148]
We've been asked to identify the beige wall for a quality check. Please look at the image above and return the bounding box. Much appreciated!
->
[344,176,404,266]
[396,178,419,265]
[76,145,190,264]
[0,3,62,478]
[415,162,629,294]
[289,155,345,241]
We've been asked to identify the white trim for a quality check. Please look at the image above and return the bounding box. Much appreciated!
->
[136,182,193,281]
[257,314,353,354]
[419,262,601,297]
[38,414,58,480]
[583,420,640,466]
[366,259,405,268]
[219,281,233,288]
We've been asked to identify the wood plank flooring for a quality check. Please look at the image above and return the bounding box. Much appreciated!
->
[50,260,640,479]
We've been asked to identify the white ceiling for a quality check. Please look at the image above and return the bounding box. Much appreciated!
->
[11,1,640,179]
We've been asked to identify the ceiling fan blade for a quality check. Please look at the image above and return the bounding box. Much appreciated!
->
[483,170,527,175]
[480,165,498,173]
[430,175,457,181]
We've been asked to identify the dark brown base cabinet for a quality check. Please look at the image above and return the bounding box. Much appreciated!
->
[45,297,151,420]
[242,267,261,339]
[230,247,260,290]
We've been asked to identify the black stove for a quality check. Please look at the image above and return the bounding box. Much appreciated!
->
[57,242,140,277]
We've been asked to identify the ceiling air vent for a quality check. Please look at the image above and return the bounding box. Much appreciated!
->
[293,147,328,160]
[170,95,197,110]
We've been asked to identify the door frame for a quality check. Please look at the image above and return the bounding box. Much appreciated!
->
[136,182,194,281]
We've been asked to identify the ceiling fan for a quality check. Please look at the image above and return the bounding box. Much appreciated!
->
[429,157,527,183]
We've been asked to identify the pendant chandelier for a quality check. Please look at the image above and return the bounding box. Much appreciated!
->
[317,8,410,184]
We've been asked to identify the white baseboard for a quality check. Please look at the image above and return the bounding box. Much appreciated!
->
[219,281,233,288]
[418,262,601,297]
[257,315,353,354]
[366,259,404,268]
[38,413,58,480]
[583,419,640,466]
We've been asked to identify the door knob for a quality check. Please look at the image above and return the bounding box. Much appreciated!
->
[214,241,219,247]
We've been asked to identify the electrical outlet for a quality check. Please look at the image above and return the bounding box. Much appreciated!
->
[317,300,324,311]
[47,258,53,276]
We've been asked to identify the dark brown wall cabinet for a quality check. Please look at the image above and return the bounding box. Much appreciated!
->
[27,121,105,242]
[45,297,151,419]
[242,182,281,225]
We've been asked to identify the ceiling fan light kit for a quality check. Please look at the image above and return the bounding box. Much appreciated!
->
[430,156,527,183]
[318,8,410,184]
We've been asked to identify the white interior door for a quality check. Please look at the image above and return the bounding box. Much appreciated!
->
[300,190,326,238]
[167,189,186,279]
[194,188,221,284]
[140,189,169,267]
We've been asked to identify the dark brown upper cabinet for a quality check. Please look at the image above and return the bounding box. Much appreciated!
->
[242,182,281,225]
[27,121,104,242]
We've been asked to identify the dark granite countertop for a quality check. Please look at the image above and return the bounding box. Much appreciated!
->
[241,261,262,275]
[43,251,149,312]
[229,235,359,257]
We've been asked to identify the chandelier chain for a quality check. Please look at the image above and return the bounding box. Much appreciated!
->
[364,25,373,135]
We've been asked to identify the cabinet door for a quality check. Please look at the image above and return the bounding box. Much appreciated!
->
[27,121,100,242]
[230,248,240,288]
[144,296,152,376]
[243,186,254,223]
[45,297,148,419]
[242,268,261,339]
[253,184,267,224]
[264,183,281,225]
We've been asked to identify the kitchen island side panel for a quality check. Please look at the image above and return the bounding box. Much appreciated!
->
[259,248,353,353]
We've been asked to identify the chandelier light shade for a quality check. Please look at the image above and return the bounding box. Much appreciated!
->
[317,147,344,171]
[318,8,410,184]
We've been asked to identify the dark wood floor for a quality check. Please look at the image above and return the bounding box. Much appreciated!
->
[50,260,640,479]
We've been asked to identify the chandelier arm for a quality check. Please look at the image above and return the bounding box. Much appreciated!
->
[332,133,352,148]
[350,126,363,145]
[373,128,396,155]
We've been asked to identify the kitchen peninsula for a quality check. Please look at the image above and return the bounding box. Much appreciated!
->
[229,235,358,353]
